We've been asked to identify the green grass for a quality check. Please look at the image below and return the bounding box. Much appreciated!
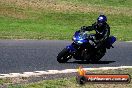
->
[0,78,11,85]
[3,68,132,88]
[0,0,132,41]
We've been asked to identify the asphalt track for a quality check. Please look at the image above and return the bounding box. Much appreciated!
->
[0,40,132,74]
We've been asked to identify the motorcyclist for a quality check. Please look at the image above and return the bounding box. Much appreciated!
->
[80,15,110,49]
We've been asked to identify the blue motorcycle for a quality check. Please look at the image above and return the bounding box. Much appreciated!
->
[57,30,116,63]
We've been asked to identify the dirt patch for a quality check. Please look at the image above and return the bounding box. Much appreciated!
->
[0,5,28,19]
[0,0,132,16]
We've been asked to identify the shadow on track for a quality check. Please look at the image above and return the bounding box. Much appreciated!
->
[66,61,116,64]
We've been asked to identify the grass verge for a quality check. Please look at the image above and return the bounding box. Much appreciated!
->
[0,68,132,88]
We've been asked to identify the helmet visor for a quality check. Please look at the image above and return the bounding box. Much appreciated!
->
[97,21,104,27]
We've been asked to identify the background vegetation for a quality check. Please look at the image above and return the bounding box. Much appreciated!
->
[0,0,132,40]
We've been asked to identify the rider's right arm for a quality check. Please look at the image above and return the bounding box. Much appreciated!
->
[81,23,95,31]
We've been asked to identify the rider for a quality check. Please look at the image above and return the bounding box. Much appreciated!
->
[80,15,110,49]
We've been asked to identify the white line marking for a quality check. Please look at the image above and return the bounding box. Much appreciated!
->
[0,66,132,78]
[126,41,132,42]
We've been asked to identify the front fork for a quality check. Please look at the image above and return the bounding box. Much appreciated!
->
[66,43,76,54]
[66,43,89,60]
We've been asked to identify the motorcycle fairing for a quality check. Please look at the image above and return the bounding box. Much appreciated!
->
[73,31,88,44]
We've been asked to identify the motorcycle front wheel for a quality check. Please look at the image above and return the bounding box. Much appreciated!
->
[57,48,72,63]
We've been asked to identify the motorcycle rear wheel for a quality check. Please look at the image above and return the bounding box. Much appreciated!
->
[57,48,71,63]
